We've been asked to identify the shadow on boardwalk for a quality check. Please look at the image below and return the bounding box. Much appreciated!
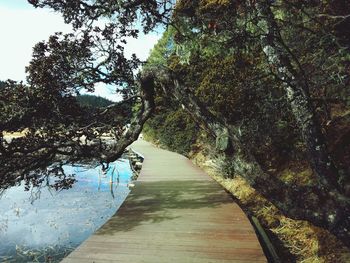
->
[62,140,266,263]
[96,180,232,235]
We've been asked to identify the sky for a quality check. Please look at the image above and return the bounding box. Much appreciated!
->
[0,1,161,101]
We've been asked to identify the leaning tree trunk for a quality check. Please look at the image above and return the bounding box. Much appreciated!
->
[0,71,156,189]
[147,67,350,248]
[254,1,344,194]
[104,71,156,163]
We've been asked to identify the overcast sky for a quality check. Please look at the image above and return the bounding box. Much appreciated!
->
[0,1,161,101]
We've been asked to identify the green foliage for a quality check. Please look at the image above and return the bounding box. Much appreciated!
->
[76,94,114,108]
[215,154,236,179]
[146,27,176,68]
[146,0,350,171]
[143,2,302,164]
[143,108,198,155]
[143,26,199,155]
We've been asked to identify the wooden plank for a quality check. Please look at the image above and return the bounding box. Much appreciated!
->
[83,239,263,249]
[71,247,266,261]
[61,140,266,263]
[63,254,266,263]
[88,231,263,243]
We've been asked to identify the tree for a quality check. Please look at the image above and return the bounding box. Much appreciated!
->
[0,0,349,247]
[255,0,342,191]
[144,0,350,246]
[0,0,174,189]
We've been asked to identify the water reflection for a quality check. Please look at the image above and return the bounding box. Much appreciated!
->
[0,159,132,262]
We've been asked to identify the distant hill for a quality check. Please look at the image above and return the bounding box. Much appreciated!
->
[76,94,114,108]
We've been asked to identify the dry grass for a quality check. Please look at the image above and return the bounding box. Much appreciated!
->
[2,129,28,138]
[191,152,350,263]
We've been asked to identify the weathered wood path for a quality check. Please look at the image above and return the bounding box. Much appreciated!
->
[62,140,266,262]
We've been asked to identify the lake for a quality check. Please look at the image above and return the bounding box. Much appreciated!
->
[0,159,133,262]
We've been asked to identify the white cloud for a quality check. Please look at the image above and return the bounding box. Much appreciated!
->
[0,5,161,101]
[125,33,161,61]
[91,83,123,102]
[0,6,72,81]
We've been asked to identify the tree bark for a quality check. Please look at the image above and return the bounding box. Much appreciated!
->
[254,0,344,194]
[104,71,155,163]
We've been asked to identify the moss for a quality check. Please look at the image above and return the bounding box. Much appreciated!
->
[199,0,230,10]
[279,165,315,186]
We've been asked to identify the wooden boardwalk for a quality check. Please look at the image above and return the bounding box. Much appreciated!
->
[62,140,266,263]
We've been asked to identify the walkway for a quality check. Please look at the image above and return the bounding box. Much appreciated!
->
[62,140,266,262]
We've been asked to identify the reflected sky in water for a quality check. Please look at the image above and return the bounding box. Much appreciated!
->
[0,159,132,262]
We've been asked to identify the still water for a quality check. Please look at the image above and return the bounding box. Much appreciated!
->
[0,159,132,262]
